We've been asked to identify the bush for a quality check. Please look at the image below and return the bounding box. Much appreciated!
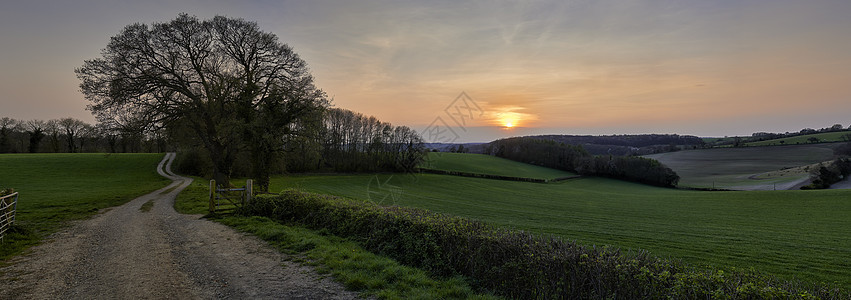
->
[802,158,851,189]
[243,190,846,299]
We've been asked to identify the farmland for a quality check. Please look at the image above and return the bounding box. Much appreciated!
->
[646,144,838,190]
[0,153,169,259]
[271,172,851,287]
[420,152,577,180]
[746,131,851,146]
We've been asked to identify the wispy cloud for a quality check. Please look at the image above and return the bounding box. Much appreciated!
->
[2,0,851,139]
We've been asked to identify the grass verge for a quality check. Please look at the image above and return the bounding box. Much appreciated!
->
[0,153,170,260]
[174,177,497,299]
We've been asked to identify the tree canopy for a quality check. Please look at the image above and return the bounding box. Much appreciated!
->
[76,14,327,189]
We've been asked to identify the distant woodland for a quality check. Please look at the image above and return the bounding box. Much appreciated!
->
[485,137,680,187]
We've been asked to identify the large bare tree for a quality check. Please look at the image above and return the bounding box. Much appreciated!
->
[0,117,19,153]
[58,118,86,153]
[76,14,327,188]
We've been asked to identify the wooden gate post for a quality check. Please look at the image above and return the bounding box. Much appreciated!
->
[245,179,253,205]
[209,180,216,213]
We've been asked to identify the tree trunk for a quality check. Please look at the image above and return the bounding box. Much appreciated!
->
[206,143,235,188]
[249,144,272,193]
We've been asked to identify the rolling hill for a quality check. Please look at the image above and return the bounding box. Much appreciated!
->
[645,144,838,190]
[419,152,577,181]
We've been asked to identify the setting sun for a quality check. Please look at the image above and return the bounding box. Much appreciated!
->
[504,121,514,128]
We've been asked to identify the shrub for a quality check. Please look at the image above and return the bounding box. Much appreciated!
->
[802,158,851,189]
[243,190,847,299]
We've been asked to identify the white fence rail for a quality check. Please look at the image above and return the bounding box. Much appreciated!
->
[0,192,19,241]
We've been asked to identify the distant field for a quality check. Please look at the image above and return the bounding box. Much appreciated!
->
[420,152,576,180]
[746,131,851,146]
[0,153,169,259]
[646,144,838,190]
[271,174,851,287]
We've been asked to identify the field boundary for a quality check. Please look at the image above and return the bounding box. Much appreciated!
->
[244,190,849,299]
[416,168,582,183]
[0,192,19,241]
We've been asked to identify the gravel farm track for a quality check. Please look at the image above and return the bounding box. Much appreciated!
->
[0,153,357,299]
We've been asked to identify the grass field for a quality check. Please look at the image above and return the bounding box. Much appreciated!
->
[746,131,851,146]
[0,153,170,259]
[646,144,838,190]
[420,152,576,180]
[271,173,851,287]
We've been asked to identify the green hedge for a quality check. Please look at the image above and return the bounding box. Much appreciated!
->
[243,190,846,299]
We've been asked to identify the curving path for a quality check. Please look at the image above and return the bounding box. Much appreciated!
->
[0,153,356,299]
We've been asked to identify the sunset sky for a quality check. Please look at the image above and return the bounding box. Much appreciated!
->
[2,0,851,142]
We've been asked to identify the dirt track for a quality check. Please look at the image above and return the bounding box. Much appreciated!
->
[0,153,356,299]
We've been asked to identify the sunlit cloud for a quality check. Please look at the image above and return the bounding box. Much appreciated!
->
[481,105,538,129]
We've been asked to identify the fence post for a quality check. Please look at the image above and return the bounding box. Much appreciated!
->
[209,180,216,214]
[12,193,17,224]
[245,179,253,205]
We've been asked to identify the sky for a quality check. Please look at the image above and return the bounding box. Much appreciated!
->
[2,0,851,142]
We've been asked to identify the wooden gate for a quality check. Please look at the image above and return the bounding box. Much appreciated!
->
[209,180,253,214]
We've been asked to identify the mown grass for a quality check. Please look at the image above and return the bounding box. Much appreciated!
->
[747,131,851,146]
[420,152,576,180]
[271,173,851,288]
[174,177,497,299]
[0,153,170,260]
[646,145,837,189]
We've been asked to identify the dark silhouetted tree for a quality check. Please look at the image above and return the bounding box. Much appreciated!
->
[25,120,46,153]
[58,118,87,153]
[76,14,327,189]
[0,117,18,153]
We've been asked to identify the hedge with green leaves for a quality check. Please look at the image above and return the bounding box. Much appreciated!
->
[243,190,846,299]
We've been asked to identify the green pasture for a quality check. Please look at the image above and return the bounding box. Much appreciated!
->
[271,173,851,287]
[420,152,576,180]
[646,144,837,190]
[746,131,851,147]
[0,153,170,259]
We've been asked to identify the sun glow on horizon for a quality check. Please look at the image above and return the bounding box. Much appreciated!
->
[492,106,532,129]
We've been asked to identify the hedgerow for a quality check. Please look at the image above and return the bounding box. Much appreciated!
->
[243,190,847,299]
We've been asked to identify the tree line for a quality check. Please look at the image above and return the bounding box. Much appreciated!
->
[532,134,705,148]
[751,123,850,141]
[0,117,166,154]
[74,14,419,191]
[486,137,679,187]
[287,107,424,173]
[174,107,425,180]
